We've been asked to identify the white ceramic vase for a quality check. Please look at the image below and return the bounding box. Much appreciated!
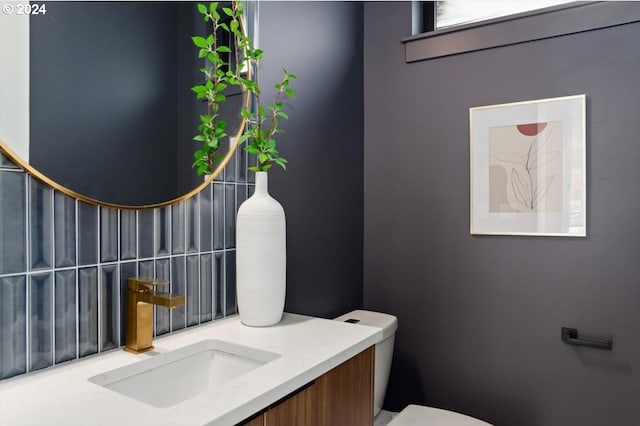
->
[236,171,286,326]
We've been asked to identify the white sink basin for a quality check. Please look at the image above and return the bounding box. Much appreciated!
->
[89,339,280,408]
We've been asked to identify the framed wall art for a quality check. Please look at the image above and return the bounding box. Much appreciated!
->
[470,95,586,236]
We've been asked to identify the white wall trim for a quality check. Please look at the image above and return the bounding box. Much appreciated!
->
[0,7,30,161]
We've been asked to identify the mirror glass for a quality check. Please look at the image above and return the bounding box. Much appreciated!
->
[0,1,248,207]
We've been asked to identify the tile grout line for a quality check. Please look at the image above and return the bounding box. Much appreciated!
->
[0,250,238,280]
[116,208,121,348]
[24,173,31,374]
[74,196,80,361]
[50,184,56,367]
[97,205,102,354]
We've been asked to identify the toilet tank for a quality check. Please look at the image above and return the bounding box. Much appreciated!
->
[334,310,398,417]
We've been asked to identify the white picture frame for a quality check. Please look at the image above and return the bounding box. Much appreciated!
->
[470,94,586,236]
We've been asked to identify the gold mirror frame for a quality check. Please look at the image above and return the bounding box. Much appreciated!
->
[0,14,250,211]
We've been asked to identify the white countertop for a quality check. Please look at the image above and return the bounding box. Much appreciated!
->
[0,313,382,426]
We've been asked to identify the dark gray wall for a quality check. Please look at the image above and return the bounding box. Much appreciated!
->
[363,3,640,426]
[259,2,364,318]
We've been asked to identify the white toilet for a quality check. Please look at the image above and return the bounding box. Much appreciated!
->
[335,310,492,426]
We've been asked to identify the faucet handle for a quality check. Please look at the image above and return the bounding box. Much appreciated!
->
[127,277,170,292]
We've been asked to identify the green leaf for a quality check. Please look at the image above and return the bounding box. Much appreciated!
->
[192,36,208,48]
[254,49,264,60]
[220,22,229,32]
[197,4,207,14]
[212,10,220,21]
[215,94,226,102]
[241,109,251,118]
[206,34,214,46]
[230,20,239,32]
[274,157,287,170]
[262,164,273,172]
[207,51,220,64]
[248,166,260,172]
[205,80,214,89]
[277,111,289,120]
[217,45,231,53]
[285,88,295,98]
[209,2,218,14]
[193,135,207,142]
[222,7,233,16]
[258,153,269,164]
[198,48,208,59]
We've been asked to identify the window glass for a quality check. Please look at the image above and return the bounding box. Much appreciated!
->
[436,0,576,29]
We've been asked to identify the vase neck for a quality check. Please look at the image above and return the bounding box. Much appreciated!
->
[254,172,269,196]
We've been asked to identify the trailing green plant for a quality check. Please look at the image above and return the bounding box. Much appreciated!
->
[240,69,296,172]
[191,1,296,175]
[191,2,244,176]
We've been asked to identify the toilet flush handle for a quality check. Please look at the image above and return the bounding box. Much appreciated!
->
[561,327,612,350]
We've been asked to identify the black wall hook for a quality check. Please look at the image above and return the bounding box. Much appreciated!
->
[561,327,613,350]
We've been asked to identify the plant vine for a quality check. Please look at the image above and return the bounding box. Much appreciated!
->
[191,1,296,175]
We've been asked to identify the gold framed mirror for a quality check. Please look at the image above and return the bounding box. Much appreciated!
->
[0,1,251,210]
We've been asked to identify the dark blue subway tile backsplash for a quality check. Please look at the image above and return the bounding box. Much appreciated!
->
[78,267,98,358]
[0,276,27,379]
[138,209,154,259]
[54,269,77,364]
[100,208,118,263]
[29,178,53,271]
[171,202,185,255]
[225,184,236,249]
[225,251,237,316]
[200,253,213,323]
[29,273,53,371]
[54,192,76,268]
[0,152,247,380]
[213,184,225,251]
[171,256,186,331]
[186,255,199,327]
[154,258,171,336]
[186,197,198,254]
[77,201,98,266]
[100,264,119,352]
[0,171,27,275]
[214,252,224,320]
[199,185,213,252]
[120,210,136,261]
[156,207,170,256]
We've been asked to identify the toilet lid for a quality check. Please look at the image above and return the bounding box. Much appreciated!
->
[388,404,492,426]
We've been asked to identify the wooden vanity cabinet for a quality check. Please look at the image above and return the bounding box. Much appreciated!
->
[239,346,374,426]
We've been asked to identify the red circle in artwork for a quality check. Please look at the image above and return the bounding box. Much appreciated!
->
[517,123,547,136]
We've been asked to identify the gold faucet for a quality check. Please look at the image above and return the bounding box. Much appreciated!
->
[124,277,185,354]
